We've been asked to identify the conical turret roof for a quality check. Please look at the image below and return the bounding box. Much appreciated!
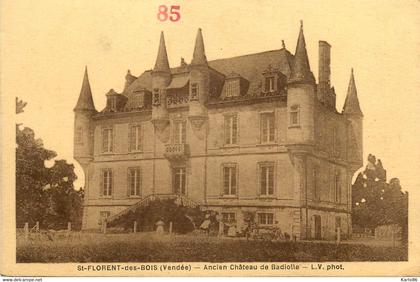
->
[191,28,208,66]
[289,21,315,84]
[343,68,363,116]
[74,66,96,112]
[153,31,170,73]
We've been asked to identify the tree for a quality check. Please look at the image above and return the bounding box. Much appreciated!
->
[16,127,57,227]
[352,154,408,241]
[16,123,84,229]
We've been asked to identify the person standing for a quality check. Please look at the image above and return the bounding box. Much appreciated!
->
[156,218,165,235]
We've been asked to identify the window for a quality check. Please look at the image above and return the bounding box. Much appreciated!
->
[222,212,236,222]
[102,128,113,153]
[101,169,113,196]
[98,211,111,225]
[173,120,186,144]
[223,164,237,196]
[107,97,117,111]
[152,88,160,105]
[313,168,319,200]
[129,125,142,151]
[128,168,141,197]
[290,105,300,126]
[190,83,199,100]
[259,163,274,196]
[132,92,144,109]
[258,213,274,225]
[260,112,275,143]
[334,172,341,203]
[264,76,275,92]
[173,167,186,195]
[225,79,240,97]
[224,114,238,145]
[75,127,83,144]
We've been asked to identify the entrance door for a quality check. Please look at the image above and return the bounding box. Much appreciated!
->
[314,215,322,240]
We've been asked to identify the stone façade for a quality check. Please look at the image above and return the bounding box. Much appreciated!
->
[73,23,363,240]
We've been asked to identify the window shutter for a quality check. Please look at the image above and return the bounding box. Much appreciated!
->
[99,170,104,197]
[101,130,106,153]
[223,167,228,195]
[138,168,142,196]
[138,126,143,151]
[261,166,267,195]
[224,117,230,144]
[256,166,261,196]
[232,116,238,144]
[109,170,113,196]
[268,166,274,195]
[128,125,132,152]
[231,167,237,195]
[127,169,131,197]
[110,129,114,152]
[269,114,275,142]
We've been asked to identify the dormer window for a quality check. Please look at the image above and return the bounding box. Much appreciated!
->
[132,91,145,109]
[152,88,160,105]
[190,83,198,101]
[107,97,117,111]
[225,79,240,98]
[105,89,127,112]
[264,76,275,92]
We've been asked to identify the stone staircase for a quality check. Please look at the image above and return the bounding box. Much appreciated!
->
[106,193,201,224]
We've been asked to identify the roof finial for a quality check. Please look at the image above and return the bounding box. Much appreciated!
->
[300,20,303,29]
[282,40,286,49]
[351,67,354,74]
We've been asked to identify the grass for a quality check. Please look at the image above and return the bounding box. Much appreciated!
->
[16,232,408,263]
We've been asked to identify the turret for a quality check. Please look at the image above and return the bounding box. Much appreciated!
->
[343,68,363,168]
[287,21,316,145]
[189,28,210,117]
[151,31,171,122]
[73,67,96,168]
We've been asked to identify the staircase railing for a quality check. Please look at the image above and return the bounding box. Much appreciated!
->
[106,193,201,224]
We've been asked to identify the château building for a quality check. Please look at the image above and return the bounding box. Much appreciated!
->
[73,22,363,240]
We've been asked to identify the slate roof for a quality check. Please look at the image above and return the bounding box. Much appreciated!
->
[123,48,294,100]
[74,67,96,112]
[342,69,363,116]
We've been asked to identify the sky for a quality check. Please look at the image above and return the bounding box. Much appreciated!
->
[1,0,419,193]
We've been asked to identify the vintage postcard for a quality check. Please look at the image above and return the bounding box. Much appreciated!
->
[0,0,419,277]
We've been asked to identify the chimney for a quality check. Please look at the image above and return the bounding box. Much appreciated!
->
[318,41,331,103]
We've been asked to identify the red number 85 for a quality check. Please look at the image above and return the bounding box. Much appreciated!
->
[157,5,181,22]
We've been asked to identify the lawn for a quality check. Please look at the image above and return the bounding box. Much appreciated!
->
[16,232,408,263]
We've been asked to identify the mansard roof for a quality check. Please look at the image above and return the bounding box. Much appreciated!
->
[123,48,294,100]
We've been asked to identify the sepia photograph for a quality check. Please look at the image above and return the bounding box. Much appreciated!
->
[1,0,419,277]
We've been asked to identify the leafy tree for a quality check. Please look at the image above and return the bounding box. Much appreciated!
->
[16,126,84,230]
[16,127,56,227]
[352,154,408,241]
